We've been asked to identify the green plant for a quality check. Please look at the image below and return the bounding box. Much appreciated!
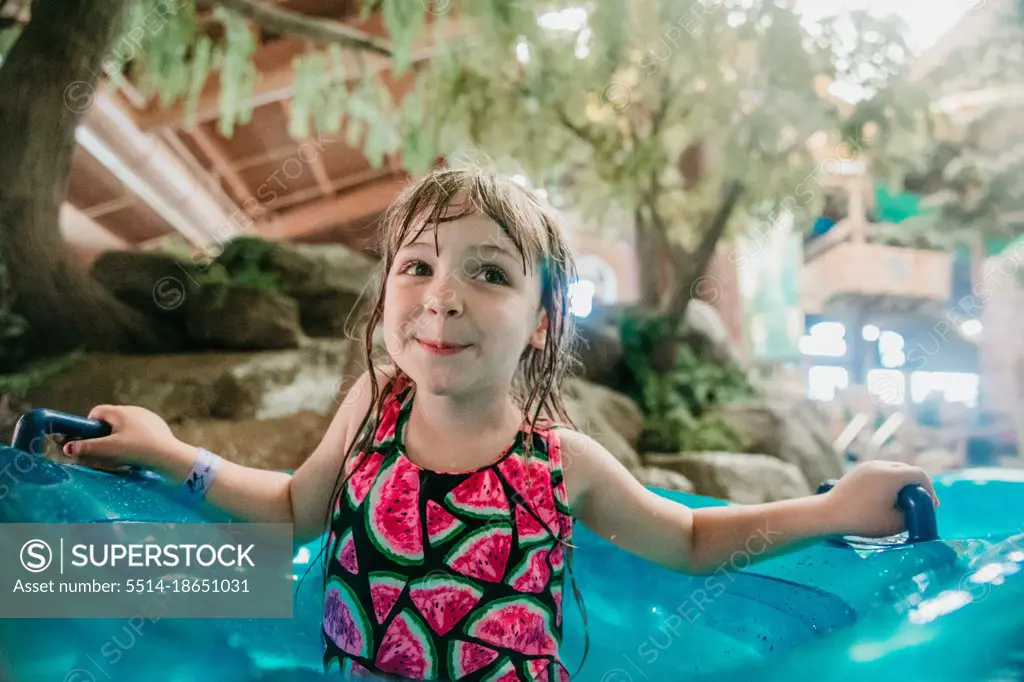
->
[192,237,285,309]
[620,309,755,453]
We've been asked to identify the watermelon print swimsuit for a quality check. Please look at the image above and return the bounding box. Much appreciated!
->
[322,375,574,681]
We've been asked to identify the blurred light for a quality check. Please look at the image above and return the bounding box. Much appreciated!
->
[569,280,595,317]
[961,319,983,337]
[911,371,979,407]
[879,330,904,353]
[862,324,880,341]
[881,350,905,368]
[293,547,310,564]
[799,335,847,357]
[538,7,588,32]
[575,27,592,58]
[908,590,972,625]
[810,321,845,338]
[808,365,848,401]
[968,561,1019,585]
[510,174,528,187]
[516,38,530,64]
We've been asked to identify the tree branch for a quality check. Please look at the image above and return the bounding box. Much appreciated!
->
[665,178,746,321]
[211,0,393,56]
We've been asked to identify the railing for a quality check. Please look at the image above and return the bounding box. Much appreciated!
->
[801,223,953,314]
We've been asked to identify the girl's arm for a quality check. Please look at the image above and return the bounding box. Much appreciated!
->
[69,368,390,545]
[559,429,939,575]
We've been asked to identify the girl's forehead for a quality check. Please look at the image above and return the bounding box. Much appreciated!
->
[401,214,521,254]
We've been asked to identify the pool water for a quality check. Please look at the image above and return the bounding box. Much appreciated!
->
[2,460,1024,681]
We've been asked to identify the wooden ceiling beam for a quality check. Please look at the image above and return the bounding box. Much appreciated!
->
[257,175,405,241]
[279,99,333,196]
[185,125,254,209]
[60,202,132,251]
[269,166,395,212]
[81,195,137,219]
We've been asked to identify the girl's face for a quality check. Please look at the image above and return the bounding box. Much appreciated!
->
[382,212,548,397]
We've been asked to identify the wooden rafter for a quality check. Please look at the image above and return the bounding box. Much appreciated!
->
[209,0,393,56]
[279,99,333,196]
[185,125,254,208]
[258,175,403,240]
[268,166,395,212]
[81,195,136,219]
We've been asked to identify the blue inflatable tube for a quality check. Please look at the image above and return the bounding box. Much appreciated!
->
[2,409,1023,681]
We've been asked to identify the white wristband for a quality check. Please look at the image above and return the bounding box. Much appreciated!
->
[183,447,220,500]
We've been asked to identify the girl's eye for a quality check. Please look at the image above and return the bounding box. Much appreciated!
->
[477,265,509,286]
[399,260,431,277]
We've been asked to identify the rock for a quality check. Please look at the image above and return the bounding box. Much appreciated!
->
[562,378,642,468]
[632,466,695,493]
[681,299,738,364]
[262,242,377,298]
[90,250,202,322]
[185,287,303,350]
[712,402,843,489]
[171,410,333,471]
[573,312,627,389]
[21,339,359,423]
[644,452,811,503]
[254,241,377,338]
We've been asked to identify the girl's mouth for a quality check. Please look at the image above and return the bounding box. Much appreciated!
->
[417,339,471,356]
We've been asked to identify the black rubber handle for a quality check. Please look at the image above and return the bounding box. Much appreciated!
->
[816,479,938,543]
[11,408,111,454]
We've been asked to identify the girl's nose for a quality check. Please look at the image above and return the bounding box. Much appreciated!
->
[424,283,463,317]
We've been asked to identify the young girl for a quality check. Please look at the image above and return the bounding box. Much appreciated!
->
[66,166,939,681]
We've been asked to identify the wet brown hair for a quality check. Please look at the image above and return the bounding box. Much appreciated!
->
[307,165,591,674]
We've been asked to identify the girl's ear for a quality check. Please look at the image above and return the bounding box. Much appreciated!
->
[529,308,549,350]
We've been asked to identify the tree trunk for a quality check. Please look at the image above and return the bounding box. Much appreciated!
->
[0,0,182,369]
[650,179,745,373]
[634,205,683,309]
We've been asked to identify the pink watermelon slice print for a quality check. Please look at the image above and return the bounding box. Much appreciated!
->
[346,451,385,509]
[549,543,564,575]
[463,595,557,656]
[374,608,438,680]
[444,469,509,519]
[515,505,548,546]
[427,499,465,547]
[448,640,499,679]
[366,454,424,565]
[525,659,549,681]
[498,454,559,534]
[444,523,512,583]
[375,391,403,445]
[526,659,571,682]
[369,571,407,624]
[336,527,359,575]
[409,573,483,636]
[480,657,521,682]
[323,576,373,658]
[506,545,551,594]
[341,658,377,679]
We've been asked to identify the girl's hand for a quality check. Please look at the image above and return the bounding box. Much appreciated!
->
[823,460,940,537]
[63,404,193,475]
